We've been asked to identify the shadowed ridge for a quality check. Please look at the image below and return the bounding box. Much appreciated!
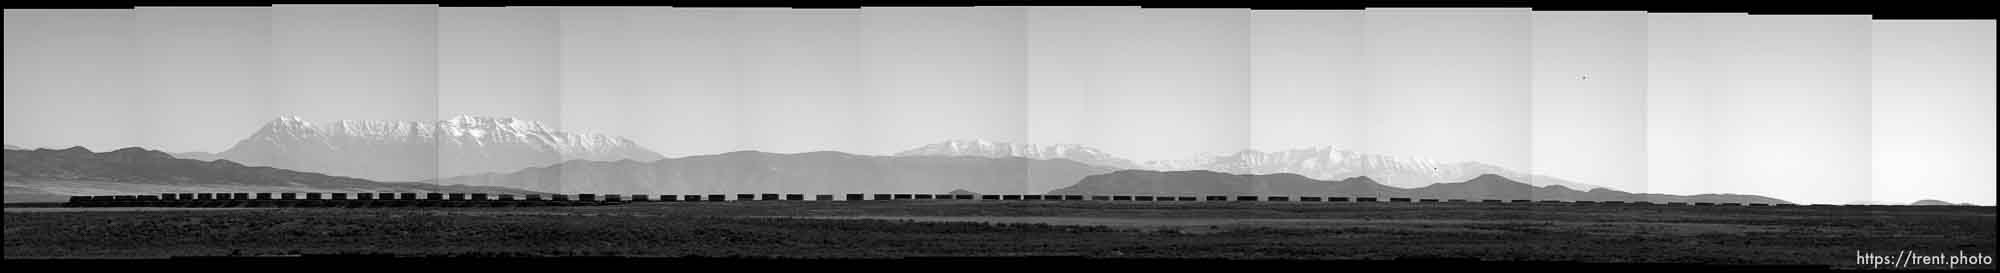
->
[1910,199,1973,206]
[50,146,94,155]
[3,145,543,196]
[1051,169,1410,196]
[1411,173,1535,200]
[104,147,175,161]
[1055,170,1793,204]
[1586,187,1629,194]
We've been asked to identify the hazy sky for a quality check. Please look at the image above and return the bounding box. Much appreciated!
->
[4,7,1994,205]
[1870,20,1997,206]
[1530,11,1648,194]
[1358,8,1531,175]
[1643,13,1724,204]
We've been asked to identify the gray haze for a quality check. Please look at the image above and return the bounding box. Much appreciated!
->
[4,7,1994,205]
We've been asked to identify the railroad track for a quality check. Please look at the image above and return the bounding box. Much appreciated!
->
[57,192,1827,208]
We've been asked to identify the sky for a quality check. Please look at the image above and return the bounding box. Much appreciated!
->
[4,7,1994,205]
[1356,8,1531,176]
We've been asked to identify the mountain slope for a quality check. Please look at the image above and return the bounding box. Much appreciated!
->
[432,150,1116,195]
[4,146,539,202]
[1051,170,1791,204]
[213,116,663,182]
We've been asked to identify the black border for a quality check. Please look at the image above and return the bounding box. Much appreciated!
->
[3,256,1852,271]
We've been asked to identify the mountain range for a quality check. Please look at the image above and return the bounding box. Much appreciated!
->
[428,150,1114,195]
[162,116,1620,193]
[896,139,1605,191]
[3,146,539,203]
[200,116,663,182]
[1051,170,1792,204]
[23,116,1824,202]
[168,120,1620,194]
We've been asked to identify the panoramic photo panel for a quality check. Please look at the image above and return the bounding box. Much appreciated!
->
[3,2,1994,270]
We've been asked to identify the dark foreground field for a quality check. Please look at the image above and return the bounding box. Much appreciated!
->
[5,201,1993,269]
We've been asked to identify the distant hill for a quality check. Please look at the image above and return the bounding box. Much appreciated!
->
[1910,199,1974,206]
[432,150,1115,195]
[1051,170,1793,204]
[3,146,540,202]
[1049,170,1405,197]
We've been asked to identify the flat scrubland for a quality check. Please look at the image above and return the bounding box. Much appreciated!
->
[5,200,1992,269]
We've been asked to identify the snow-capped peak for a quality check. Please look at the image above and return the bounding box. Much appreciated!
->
[219,116,664,181]
[898,139,1140,169]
